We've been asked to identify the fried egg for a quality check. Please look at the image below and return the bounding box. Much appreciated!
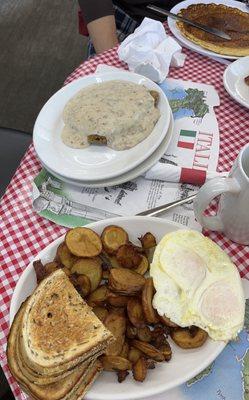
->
[150,230,245,341]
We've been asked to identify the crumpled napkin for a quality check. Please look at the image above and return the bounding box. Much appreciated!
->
[118,17,186,83]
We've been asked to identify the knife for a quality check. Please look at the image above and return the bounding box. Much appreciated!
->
[147,4,231,41]
[136,193,197,217]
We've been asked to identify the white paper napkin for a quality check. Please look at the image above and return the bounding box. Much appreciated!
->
[118,17,186,83]
[143,164,228,184]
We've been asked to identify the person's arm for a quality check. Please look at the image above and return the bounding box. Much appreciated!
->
[79,0,118,54]
[87,15,118,54]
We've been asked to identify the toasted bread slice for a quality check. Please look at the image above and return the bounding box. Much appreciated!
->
[71,360,102,400]
[18,329,102,385]
[7,299,103,399]
[20,270,113,373]
[16,360,101,400]
[13,304,76,385]
[18,322,104,383]
[16,306,77,384]
[16,360,102,400]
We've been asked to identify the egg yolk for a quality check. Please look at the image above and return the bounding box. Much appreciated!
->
[160,247,206,292]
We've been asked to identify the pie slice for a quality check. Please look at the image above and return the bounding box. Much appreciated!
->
[177,4,249,56]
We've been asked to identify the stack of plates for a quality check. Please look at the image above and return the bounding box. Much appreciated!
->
[33,71,174,188]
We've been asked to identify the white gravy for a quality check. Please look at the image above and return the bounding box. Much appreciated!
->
[62,80,160,151]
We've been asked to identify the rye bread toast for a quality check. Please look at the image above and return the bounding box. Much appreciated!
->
[20,270,113,373]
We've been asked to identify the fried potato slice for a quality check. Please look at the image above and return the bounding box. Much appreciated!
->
[128,347,142,364]
[44,261,59,275]
[137,326,152,343]
[109,268,146,295]
[104,313,126,337]
[133,255,149,275]
[87,134,107,145]
[109,256,122,269]
[126,325,137,339]
[145,247,156,263]
[139,232,156,263]
[120,341,129,359]
[71,257,102,292]
[92,306,109,322]
[108,306,126,316]
[117,370,129,383]
[151,327,170,348]
[171,327,208,349]
[56,242,76,269]
[146,359,156,369]
[104,313,126,356]
[88,285,109,306]
[33,260,46,283]
[99,252,122,269]
[66,227,102,257]
[131,340,164,362]
[116,244,142,269]
[99,251,111,267]
[129,243,145,254]
[61,266,71,277]
[158,341,172,361]
[151,325,170,339]
[142,278,159,324]
[138,232,157,249]
[149,90,160,107]
[159,315,179,328]
[127,299,146,328]
[107,292,131,307]
[100,356,132,371]
[102,270,110,280]
[76,274,91,297]
[132,357,148,382]
[106,336,125,357]
[101,225,129,255]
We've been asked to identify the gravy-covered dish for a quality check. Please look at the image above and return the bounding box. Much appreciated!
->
[62,80,160,151]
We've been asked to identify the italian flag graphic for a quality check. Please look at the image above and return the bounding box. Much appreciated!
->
[177,129,196,150]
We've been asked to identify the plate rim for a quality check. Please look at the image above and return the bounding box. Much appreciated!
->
[168,0,248,60]
[9,216,226,400]
[38,112,174,188]
[33,71,171,182]
[223,56,249,110]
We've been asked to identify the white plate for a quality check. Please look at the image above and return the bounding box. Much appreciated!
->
[168,0,249,60]
[10,216,225,400]
[34,71,171,182]
[40,113,174,188]
[223,56,249,109]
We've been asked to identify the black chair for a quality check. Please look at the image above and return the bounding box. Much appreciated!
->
[0,127,31,399]
[0,127,32,199]
[0,366,14,400]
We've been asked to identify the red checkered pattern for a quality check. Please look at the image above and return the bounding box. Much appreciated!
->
[1,29,249,399]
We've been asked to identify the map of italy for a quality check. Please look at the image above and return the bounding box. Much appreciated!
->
[160,82,209,120]
[179,299,249,400]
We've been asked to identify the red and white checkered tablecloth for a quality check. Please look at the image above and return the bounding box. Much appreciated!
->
[0,41,249,399]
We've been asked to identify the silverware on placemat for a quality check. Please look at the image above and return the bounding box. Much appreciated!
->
[136,193,197,217]
[147,4,231,40]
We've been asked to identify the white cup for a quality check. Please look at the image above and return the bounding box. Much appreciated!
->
[194,143,249,245]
